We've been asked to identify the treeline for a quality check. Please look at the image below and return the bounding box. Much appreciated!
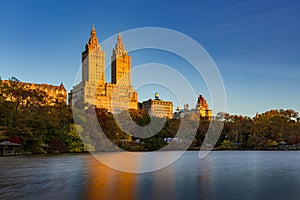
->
[77,108,300,151]
[216,110,300,149]
[0,77,85,153]
[1,77,300,153]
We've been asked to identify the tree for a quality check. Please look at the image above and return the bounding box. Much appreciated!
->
[219,140,235,149]
[65,124,86,152]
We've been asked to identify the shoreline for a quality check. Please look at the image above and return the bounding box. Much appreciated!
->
[2,148,299,157]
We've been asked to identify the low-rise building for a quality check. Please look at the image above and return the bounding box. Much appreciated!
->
[194,95,212,119]
[174,95,212,119]
[141,93,173,119]
[1,80,67,106]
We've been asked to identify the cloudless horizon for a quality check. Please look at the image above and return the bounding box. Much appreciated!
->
[1,0,299,117]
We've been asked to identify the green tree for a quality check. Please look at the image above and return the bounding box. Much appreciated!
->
[220,140,235,149]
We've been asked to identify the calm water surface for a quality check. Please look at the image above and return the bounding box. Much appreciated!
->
[0,151,300,200]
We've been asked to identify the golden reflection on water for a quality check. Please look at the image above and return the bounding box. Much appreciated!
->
[85,154,138,200]
[84,152,180,200]
[83,152,198,200]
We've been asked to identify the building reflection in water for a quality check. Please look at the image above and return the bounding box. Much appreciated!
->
[84,153,138,200]
[197,156,212,200]
[152,166,175,200]
[83,152,213,200]
[84,152,178,200]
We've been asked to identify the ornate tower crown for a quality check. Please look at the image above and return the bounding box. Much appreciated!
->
[111,32,131,86]
[81,25,105,85]
[86,24,100,51]
[113,33,127,56]
[197,95,209,110]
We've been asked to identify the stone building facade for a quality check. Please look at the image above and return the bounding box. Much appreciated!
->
[69,26,138,112]
[174,95,212,119]
[194,95,212,119]
[141,93,173,119]
[1,80,67,106]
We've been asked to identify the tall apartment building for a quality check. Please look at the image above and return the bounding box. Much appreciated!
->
[69,26,138,112]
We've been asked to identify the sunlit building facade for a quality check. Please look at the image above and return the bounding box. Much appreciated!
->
[174,95,212,119]
[69,26,138,112]
[192,95,212,119]
[141,93,173,119]
[1,80,67,106]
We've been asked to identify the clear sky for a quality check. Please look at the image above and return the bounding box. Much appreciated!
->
[0,0,299,117]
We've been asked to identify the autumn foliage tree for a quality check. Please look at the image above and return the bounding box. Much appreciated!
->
[0,77,84,153]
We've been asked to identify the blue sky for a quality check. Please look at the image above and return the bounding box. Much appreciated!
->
[0,0,299,117]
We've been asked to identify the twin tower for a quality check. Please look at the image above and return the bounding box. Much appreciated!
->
[69,25,138,111]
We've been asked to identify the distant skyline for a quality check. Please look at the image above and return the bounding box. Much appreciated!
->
[0,0,299,117]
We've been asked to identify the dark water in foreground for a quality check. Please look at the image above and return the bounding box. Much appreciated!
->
[0,151,300,200]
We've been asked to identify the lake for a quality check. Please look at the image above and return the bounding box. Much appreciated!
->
[0,151,300,200]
